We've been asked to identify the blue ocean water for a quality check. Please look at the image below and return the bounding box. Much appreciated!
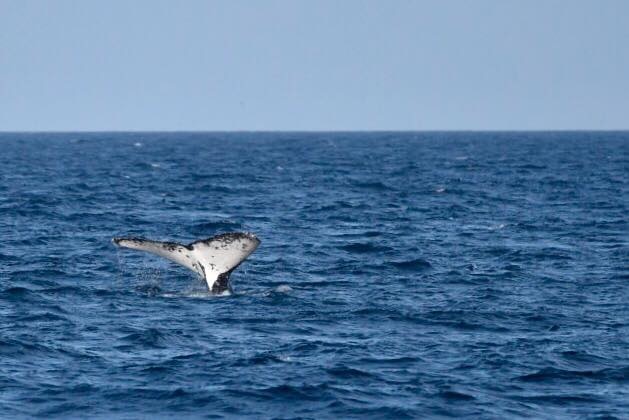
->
[0,132,627,419]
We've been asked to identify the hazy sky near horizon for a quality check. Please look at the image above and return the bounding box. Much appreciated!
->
[1,0,628,131]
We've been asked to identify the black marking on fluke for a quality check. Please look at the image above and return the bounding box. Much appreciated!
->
[112,232,260,294]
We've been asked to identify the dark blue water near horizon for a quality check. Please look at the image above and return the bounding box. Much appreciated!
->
[0,132,627,419]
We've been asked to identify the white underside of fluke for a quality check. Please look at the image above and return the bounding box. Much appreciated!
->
[113,232,260,294]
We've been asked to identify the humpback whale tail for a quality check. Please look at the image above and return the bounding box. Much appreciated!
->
[113,232,260,294]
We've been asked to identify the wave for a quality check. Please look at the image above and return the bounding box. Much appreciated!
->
[190,220,243,234]
[352,181,395,191]
[437,390,476,401]
[391,258,432,271]
[326,365,376,379]
[517,367,629,382]
[1,286,33,297]
[117,328,172,349]
[340,242,391,253]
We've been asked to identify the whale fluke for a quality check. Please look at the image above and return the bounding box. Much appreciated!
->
[113,232,260,294]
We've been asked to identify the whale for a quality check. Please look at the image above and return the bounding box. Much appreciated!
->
[113,232,260,294]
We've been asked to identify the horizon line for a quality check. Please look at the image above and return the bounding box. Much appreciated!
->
[1,129,628,134]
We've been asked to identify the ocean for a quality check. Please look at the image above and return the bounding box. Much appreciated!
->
[0,132,627,418]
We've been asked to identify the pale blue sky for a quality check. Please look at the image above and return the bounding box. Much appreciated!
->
[1,0,628,131]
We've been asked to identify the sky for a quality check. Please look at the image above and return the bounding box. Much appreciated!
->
[1,0,628,131]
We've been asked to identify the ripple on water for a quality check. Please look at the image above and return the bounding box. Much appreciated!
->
[391,258,432,271]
